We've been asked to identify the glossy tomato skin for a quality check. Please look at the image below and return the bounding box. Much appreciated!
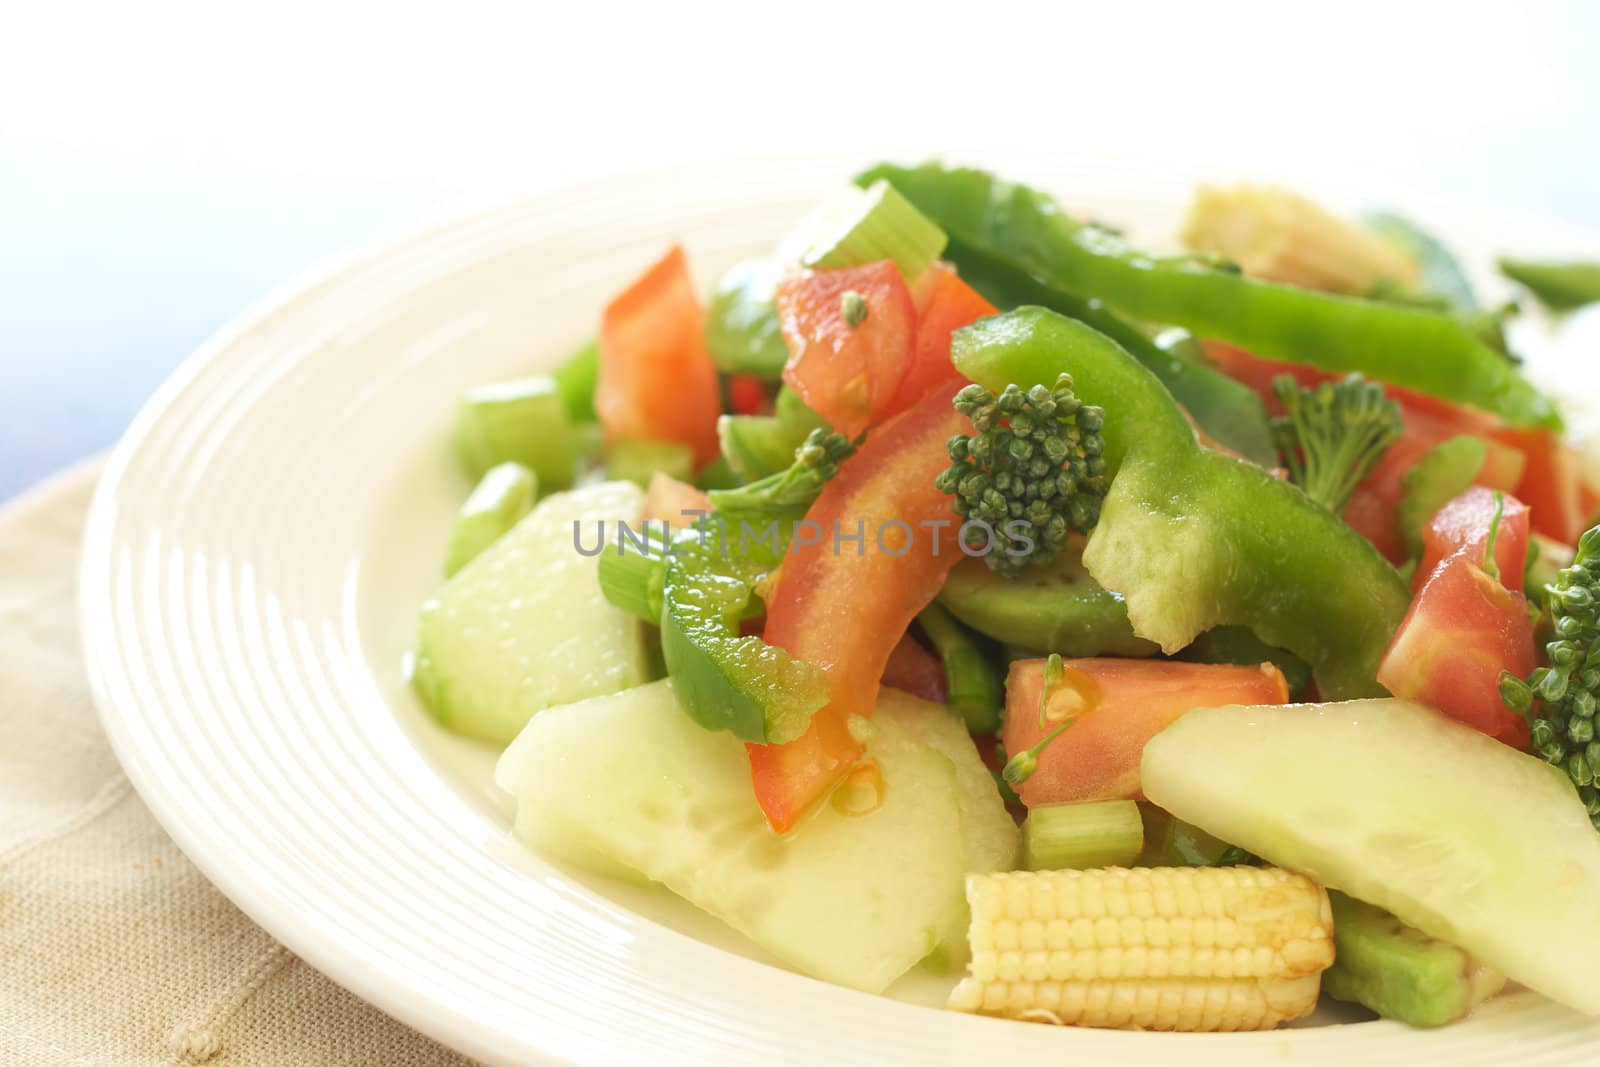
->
[749,381,969,831]
[1001,658,1289,808]
[883,263,995,416]
[1377,554,1535,747]
[1491,426,1584,544]
[776,262,915,439]
[597,245,723,466]
[1416,487,1530,593]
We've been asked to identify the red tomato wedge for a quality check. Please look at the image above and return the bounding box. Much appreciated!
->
[750,382,969,831]
[597,245,722,466]
[880,632,947,704]
[881,263,995,416]
[1491,426,1584,544]
[1415,486,1530,592]
[1378,554,1535,747]
[1002,658,1290,808]
[777,262,916,439]
[640,471,710,527]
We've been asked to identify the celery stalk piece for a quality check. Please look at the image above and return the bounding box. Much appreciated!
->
[443,462,538,577]
[456,376,581,490]
[1397,435,1489,559]
[915,604,1003,734]
[552,341,600,422]
[1023,800,1146,871]
[694,456,741,491]
[606,438,695,487]
[802,180,947,283]
[717,414,802,483]
[596,527,670,623]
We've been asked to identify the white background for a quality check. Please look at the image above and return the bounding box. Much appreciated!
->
[2,0,1598,496]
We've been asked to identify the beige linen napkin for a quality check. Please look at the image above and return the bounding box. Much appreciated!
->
[1,462,477,1067]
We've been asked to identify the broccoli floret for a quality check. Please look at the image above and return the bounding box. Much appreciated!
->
[1501,524,1600,830]
[935,375,1108,576]
[706,428,855,523]
[1271,373,1402,514]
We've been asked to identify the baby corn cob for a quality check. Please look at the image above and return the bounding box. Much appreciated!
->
[1183,184,1421,295]
[948,866,1334,1031]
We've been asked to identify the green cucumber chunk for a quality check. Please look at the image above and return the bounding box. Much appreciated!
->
[552,341,600,422]
[717,415,801,483]
[704,259,790,377]
[606,437,695,487]
[936,550,1159,658]
[915,604,1003,734]
[456,376,582,490]
[413,481,648,745]
[443,462,537,578]
[1142,698,1600,1016]
[802,179,947,282]
[494,678,978,993]
[1023,800,1145,871]
[1323,889,1506,1026]
[1398,435,1487,559]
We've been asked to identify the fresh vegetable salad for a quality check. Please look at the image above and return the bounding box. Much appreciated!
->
[412,162,1600,1032]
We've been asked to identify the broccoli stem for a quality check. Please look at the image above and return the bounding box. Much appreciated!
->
[707,428,854,527]
[915,604,1003,734]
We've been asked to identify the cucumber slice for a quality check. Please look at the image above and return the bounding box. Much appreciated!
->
[495,679,972,993]
[413,481,648,745]
[936,550,1159,657]
[1142,698,1600,1016]
[443,462,537,577]
[456,376,582,490]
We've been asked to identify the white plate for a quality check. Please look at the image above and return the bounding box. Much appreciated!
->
[82,157,1600,1065]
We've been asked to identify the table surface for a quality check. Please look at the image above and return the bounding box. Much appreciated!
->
[5,0,1599,502]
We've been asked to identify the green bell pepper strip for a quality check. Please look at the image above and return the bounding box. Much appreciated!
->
[952,307,1410,700]
[659,521,829,744]
[863,162,1560,430]
[1498,258,1600,312]
[911,217,1277,467]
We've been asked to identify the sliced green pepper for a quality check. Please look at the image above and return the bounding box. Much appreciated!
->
[864,162,1560,429]
[918,219,1278,467]
[952,307,1410,699]
[1498,258,1600,312]
[659,521,828,744]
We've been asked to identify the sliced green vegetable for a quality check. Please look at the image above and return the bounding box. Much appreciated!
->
[694,456,742,491]
[1398,436,1488,559]
[802,179,947,282]
[915,604,1003,734]
[606,437,695,487]
[456,376,582,489]
[864,162,1560,429]
[718,415,801,482]
[1363,211,1479,310]
[443,462,537,577]
[1023,800,1145,870]
[930,231,1277,466]
[596,525,670,623]
[1177,625,1312,699]
[936,551,1157,658]
[704,259,791,377]
[775,383,831,434]
[1143,812,1257,868]
[1323,890,1506,1027]
[1525,533,1574,607]
[1499,258,1600,311]
[953,307,1409,699]
[552,342,600,422]
[659,520,828,744]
